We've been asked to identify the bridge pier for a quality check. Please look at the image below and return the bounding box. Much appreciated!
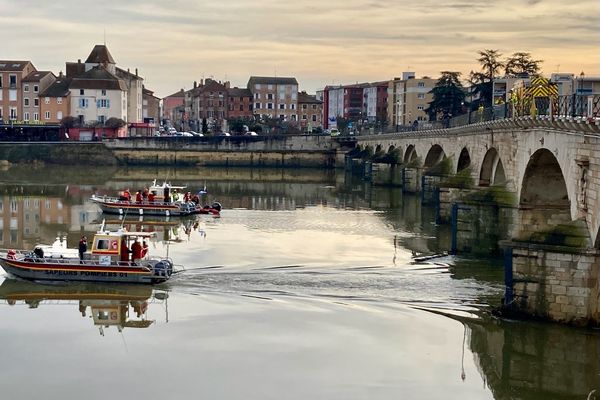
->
[504,242,600,327]
[402,167,421,193]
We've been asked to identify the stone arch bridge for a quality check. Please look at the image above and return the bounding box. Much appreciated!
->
[350,117,600,326]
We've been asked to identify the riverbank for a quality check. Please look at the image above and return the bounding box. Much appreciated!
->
[0,136,350,168]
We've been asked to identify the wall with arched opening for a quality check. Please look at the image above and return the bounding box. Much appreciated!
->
[479,148,506,186]
[404,145,418,164]
[457,147,471,173]
[423,145,446,169]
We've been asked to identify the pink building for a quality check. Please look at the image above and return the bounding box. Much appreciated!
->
[162,89,185,125]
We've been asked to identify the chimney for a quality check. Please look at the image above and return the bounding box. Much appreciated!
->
[78,59,81,64]
[200,79,204,85]
[135,68,138,76]
[225,81,230,89]
[127,68,130,73]
[193,81,197,88]
[59,71,64,77]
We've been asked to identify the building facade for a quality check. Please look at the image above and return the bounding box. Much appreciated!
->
[0,60,37,121]
[227,87,253,120]
[39,74,71,124]
[162,89,185,125]
[69,66,128,125]
[142,86,160,124]
[297,91,322,132]
[116,67,143,123]
[248,76,298,122]
[22,71,56,123]
[388,72,435,128]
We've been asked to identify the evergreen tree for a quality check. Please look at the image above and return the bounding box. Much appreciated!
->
[504,52,542,77]
[425,71,466,121]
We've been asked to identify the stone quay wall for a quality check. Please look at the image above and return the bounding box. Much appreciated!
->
[0,142,117,165]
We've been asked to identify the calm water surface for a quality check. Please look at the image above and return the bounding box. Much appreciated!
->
[0,165,598,399]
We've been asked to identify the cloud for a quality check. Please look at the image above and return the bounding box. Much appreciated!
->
[0,0,597,95]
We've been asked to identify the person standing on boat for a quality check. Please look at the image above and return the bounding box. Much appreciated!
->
[141,240,149,258]
[124,189,131,202]
[78,236,87,261]
[142,187,149,201]
[135,191,142,203]
[120,240,131,263]
[148,192,156,203]
[131,239,143,263]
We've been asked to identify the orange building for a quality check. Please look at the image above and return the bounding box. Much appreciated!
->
[39,73,71,124]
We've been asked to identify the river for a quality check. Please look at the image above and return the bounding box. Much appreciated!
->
[0,164,598,399]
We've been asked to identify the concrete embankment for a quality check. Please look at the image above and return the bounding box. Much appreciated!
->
[0,136,353,168]
[104,135,345,167]
[0,142,117,165]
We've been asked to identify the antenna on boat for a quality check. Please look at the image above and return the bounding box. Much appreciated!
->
[99,219,106,233]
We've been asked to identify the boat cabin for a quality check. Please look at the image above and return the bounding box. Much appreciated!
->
[148,180,186,203]
[90,230,155,265]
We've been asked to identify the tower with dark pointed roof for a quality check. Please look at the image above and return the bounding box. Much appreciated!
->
[84,44,116,74]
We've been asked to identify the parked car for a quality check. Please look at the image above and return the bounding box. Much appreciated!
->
[329,128,341,137]
[248,131,258,136]
[219,132,231,136]
[175,131,194,137]
[189,131,203,137]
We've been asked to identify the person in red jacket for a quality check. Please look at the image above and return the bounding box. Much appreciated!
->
[131,239,143,263]
[135,191,142,203]
[120,240,131,263]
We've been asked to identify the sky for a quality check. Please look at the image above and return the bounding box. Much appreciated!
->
[1,0,598,97]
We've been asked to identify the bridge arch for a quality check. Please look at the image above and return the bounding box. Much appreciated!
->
[404,145,418,164]
[375,144,383,154]
[520,149,569,208]
[479,148,506,186]
[457,147,471,173]
[424,145,446,169]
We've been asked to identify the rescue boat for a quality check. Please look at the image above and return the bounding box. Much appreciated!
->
[0,224,176,284]
[90,180,222,217]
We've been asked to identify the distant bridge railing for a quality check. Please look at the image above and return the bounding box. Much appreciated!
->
[390,94,600,133]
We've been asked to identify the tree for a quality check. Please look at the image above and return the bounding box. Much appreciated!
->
[505,52,542,77]
[477,49,504,81]
[201,118,208,134]
[104,117,126,129]
[425,71,466,121]
[60,116,79,129]
[228,118,247,135]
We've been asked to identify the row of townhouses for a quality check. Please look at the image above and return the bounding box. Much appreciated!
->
[162,76,324,133]
[0,45,160,134]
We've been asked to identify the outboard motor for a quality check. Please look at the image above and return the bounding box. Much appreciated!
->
[211,202,222,212]
[153,260,174,277]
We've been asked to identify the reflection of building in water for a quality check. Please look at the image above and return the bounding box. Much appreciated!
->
[0,195,71,249]
[0,279,166,336]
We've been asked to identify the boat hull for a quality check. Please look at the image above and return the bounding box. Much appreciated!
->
[0,258,168,284]
[91,198,220,216]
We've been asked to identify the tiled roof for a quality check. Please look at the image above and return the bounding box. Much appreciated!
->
[85,45,116,64]
[248,76,298,86]
[0,60,32,72]
[116,67,143,81]
[22,71,54,82]
[164,89,185,98]
[40,78,72,97]
[69,66,127,91]
[228,87,252,97]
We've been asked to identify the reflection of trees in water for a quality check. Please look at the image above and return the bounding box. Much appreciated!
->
[467,316,600,399]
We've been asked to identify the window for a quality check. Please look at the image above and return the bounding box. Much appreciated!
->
[0,108,2,119]
[417,82,425,88]
[255,102,261,109]
[255,84,261,90]
[33,85,39,93]
[97,99,110,108]
[302,114,307,120]
[267,84,273,90]
[79,98,89,108]
[239,105,243,111]
[45,111,50,119]
[0,75,2,87]
[33,112,39,121]
[417,105,424,110]
[279,104,285,110]
[279,114,285,119]
[24,112,29,121]
[9,107,17,119]
[80,89,84,95]
[24,84,29,92]
[254,93,260,100]
[267,103,273,109]
[267,93,273,100]
[291,115,296,121]
[57,111,62,120]
[9,90,17,101]
[57,97,62,104]
[9,74,17,87]
[418,93,425,99]
[312,105,317,110]
[24,98,29,106]
[312,115,317,122]
[34,98,39,107]
[99,115,106,123]
[291,104,296,110]
[101,89,106,96]
[45,97,50,104]
[302,104,307,110]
